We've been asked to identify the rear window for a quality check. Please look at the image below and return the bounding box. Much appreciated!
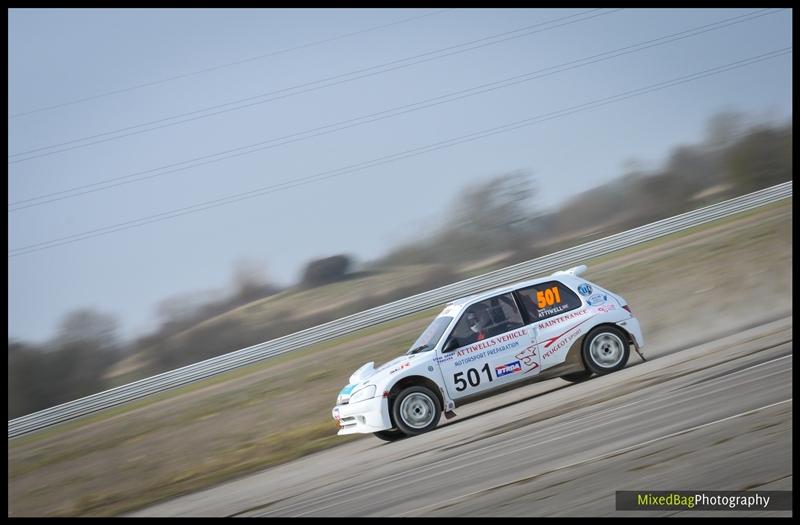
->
[516,280,582,320]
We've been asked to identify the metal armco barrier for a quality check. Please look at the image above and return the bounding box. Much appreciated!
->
[8,181,792,438]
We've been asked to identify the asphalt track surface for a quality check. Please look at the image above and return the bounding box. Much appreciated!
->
[131,316,792,517]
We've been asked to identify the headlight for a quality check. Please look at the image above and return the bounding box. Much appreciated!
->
[348,385,376,404]
[337,384,357,405]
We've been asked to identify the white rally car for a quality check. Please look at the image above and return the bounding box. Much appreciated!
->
[331,265,645,441]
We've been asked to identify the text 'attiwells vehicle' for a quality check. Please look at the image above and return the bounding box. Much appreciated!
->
[331,265,645,441]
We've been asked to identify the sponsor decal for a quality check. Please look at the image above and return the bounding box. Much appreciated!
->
[486,340,520,356]
[539,313,597,360]
[578,283,593,296]
[537,303,570,318]
[597,304,616,313]
[446,344,518,367]
[515,345,540,374]
[434,354,454,364]
[495,360,522,378]
[390,362,411,374]
[587,294,607,306]
[455,328,527,357]
[455,352,486,367]
[376,356,406,373]
[543,315,596,349]
[542,328,583,360]
[537,308,589,330]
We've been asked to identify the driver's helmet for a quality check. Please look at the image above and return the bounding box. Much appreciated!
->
[467,312,481,333]
[468,307,492,334]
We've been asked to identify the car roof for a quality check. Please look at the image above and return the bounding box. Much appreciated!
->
[447,273,574,308]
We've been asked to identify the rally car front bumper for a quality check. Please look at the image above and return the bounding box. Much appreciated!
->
[332,395,392,435]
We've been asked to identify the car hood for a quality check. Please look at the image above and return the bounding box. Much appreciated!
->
[350,354,408,383]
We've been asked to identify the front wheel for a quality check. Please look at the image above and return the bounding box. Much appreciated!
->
[373,428,406,442]
[391,386,441,436]
[582,325,630,375]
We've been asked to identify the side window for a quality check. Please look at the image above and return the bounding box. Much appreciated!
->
[445,293,524,350]
[516,281,582,320]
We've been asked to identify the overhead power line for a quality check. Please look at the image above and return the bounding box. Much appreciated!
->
[9,8,455,119]
[8,8,620,163]
[8,47,791,258]
[7,8,782,212]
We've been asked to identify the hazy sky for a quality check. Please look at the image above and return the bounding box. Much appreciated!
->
[8,8,792,343]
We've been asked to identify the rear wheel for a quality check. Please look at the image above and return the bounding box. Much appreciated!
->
[582,325,630,375]
[561,370,593,383]
[391,386,441,436]
[373,428,406,442]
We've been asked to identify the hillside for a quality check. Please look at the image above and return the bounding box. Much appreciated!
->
[105,263,453,382]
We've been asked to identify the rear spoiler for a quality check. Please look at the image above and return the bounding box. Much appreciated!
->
[551,264,587,277]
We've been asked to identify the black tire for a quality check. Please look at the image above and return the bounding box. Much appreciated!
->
[561,370,593,383]
[582,325,630,375]
[391,386,441,436]
[373,428,406,442]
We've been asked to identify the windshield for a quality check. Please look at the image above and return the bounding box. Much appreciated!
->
[407,316,453,354]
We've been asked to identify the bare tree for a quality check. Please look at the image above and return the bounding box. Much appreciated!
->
[445,170,538,255]
[231,258,273,304]
[156,292,216,336]
[57,309,119,351]
[726,124,792,192]
[705,110,746,150]
[301,255,353,287]
[8,309,123,417]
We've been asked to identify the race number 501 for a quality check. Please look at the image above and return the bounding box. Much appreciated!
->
[453,363,493,391]
[536,286,561,308]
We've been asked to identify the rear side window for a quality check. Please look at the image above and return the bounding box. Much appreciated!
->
[516,280,582,320]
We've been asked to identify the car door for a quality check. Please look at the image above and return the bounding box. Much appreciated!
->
[514,279,591,370]
[438,292,535,400]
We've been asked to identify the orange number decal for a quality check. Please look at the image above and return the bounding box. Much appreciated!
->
[537,291,546,308]
[537,286,563,311]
